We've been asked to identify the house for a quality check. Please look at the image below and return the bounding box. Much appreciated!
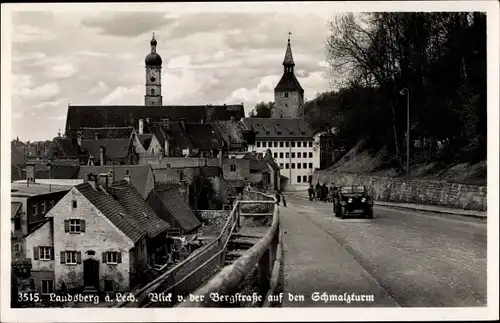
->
[77,165,155,200]
[146,183,202,236]
[211,120,249,153]
[241,117,319,190]
[81,138,138,166]
[242,150,281,191]
[36,175,170,293]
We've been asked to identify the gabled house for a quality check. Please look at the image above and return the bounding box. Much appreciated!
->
[146,183,201,236]
[35,175,170,293]
[81,138,138,166]
[242,150,281,191]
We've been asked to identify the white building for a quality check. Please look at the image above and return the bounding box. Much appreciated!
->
[241,118,319,191]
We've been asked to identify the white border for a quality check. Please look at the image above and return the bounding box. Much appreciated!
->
[1,1,499,322]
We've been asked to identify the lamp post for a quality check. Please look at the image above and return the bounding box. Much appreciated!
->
[399,88,410,181]
[47,162,53,192]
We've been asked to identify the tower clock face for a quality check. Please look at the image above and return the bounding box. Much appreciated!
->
[150,70,156,83]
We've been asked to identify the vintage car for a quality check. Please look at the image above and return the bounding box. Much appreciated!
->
[333,185,374,219]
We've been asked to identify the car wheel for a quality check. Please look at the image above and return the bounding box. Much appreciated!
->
[340,206,346,219]
[367,209,374,219]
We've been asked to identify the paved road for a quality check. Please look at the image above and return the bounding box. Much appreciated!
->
[280,192,487,307]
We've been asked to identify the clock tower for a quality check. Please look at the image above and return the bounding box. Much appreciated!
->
[144,33,163,106]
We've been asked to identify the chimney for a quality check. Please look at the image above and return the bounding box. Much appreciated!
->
[180,118,186,131]
[124,169,131,182]
[77,131,83,147]
[99,146,106,166]
[139,118,144,135]
[98,173,109,189]
[26,162,36,185]
[94,132,100,140]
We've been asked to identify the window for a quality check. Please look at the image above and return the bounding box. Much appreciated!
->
[274,142,278,147]
[41,280,54,295]
[297,152,301,158]
[48,200,54,211]
[303,141,308,147]
[285,163,289,169]
[303,175,307,183]
[65,219,84,234]
[291,163,295,169]
[268,141,272,147]
[284,92,289,98]
[279,142,284,147]
[291,142,295,147]
[297,142,301,147]
[291,152,295,158]
[309,141,313,147]
[14,243,20,253]
[303,163,307,169]
[309,163,313,169]
[279,163,284,169]
[39,247,52,261]
[230,164,236,172]
[297,163,302,169]
[285,152,289,158]
[279,152,284,158]
[309,176,312,183]
[104,280,114,292]
[285,142,290,147]
[309,152,313,158]
[262,142,267,148]
[15,218,21,231]
[65,251,78,265]
[104,251,121,264]
[40,201,46,215]
[297,176,301,183]
[256,141,261,148]
[72,200,77,208]
[32,203,38,216]
[273,152,278,158]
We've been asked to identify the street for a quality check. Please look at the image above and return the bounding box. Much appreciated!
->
[280,192,487,307]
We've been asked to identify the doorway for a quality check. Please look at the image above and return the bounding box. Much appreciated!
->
[83,259,99,289]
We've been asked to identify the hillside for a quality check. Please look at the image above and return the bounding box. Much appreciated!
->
[325,141,486,186]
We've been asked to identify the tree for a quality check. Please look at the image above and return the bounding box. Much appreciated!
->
[249,101,274,118]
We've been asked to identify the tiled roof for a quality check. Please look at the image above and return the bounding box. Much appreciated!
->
[153,184,201,232]
[77,165,153,199]
[211,121,246,148]
[110,180,170,239]
[152,168,182,184]
[11,202,21,219]
[11,183,72,197]
[65,105,245,137]
[35,165,80,179]
[53,138,84,158]
[274,73,304,93]
[76,183,146,243]
[25,218,51,237]
[226,179,246,188]
[241,118,314,139]
[80,127,133,140]
[81,138,132,160]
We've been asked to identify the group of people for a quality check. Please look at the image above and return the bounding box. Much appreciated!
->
[308,182,337,202]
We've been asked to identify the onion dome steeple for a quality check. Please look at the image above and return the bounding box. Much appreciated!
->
[145,33,162,67]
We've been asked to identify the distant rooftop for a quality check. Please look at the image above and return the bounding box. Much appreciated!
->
[11,182,73,196]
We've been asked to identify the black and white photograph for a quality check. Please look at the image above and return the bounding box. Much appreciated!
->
[1,1,499,322]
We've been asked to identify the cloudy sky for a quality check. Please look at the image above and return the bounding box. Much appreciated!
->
[8,5,338,141]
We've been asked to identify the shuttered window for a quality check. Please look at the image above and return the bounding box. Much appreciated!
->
[34,246,54,261]
[102,251,122,264]
[64,219,86,233]
[61,251,81,265]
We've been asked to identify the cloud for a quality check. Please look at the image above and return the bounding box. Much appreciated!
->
[50,63,77,79]
[76,51,108,57]
[13,24,56,43]
[89,81,109,94]
[100,85,143,105]
[81,12,176,37]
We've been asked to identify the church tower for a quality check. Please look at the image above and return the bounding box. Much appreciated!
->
[272,33,305,119]
[144,33,163,106]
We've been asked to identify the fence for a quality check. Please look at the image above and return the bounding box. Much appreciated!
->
[178,188,283,307]
[113,188,276,308]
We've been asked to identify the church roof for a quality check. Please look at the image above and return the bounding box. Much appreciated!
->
[274,73,304,93]
[283,39,295,66]
[64,105,245,138]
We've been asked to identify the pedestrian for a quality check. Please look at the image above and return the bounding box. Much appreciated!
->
[308,184,315,201]
[281,190,287,207]
[322,183,329,202]
[275,190,281,205]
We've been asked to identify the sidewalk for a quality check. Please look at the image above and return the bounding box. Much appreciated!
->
[279,206,399,307]
[374,201,487,218]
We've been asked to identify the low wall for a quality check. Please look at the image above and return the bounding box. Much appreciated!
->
[313,171,487,211]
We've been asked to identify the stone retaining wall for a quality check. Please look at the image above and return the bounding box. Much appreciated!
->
[198,210,230,221]
[313,171,487,211]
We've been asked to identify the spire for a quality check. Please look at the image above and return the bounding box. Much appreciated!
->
[283,31,295,70]
[150,32,157,53]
